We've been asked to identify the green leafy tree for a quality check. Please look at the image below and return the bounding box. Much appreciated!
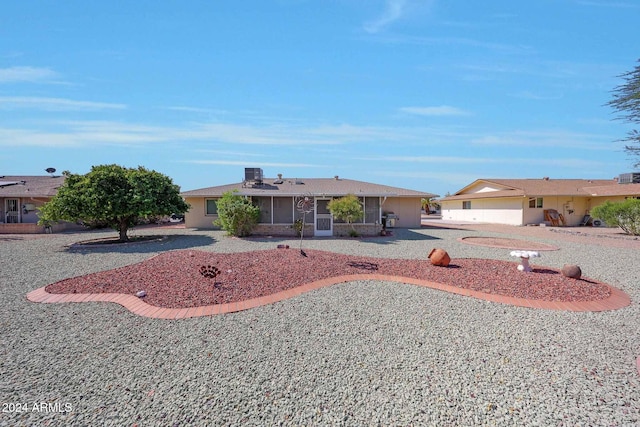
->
[421,197,440,214]
[608,59,640,167]
[590,199,640,236]
[38,164,190,242]
[213,191,260,237]
[328,194,363,233]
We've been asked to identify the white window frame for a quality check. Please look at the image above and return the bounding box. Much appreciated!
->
[528,197,543,209]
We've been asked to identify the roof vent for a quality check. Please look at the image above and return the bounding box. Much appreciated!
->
[334,175,339,180]
[295,179,304,185]
[542,177,549,181]
[273,173,284,185]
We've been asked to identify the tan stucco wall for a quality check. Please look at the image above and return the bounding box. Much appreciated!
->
[381,197,422,228]
[441,198,524,225]
[525,196,591,226]
[183,197,220,229]
[442,195,627,226]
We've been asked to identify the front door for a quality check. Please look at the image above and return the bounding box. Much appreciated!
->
[5,199,19,223]
[314,198,333,237]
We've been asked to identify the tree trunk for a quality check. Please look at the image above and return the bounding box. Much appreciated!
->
[118,220,129,242]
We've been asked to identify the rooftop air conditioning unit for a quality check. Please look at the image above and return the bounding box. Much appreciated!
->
[244,168,264,184]
[618,173,640,184]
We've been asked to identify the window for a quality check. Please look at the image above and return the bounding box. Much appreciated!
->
[462,201,471,210]
[364,197,380,223]
[252,196,271,223]
[273,197,293,224]
[205,199,218,215]
[528,197,543,208]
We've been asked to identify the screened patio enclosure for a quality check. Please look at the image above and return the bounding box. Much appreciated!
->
[250,195,381,236]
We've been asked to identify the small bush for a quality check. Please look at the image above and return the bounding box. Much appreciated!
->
[328,194,363,231]
[292,219,304,237]
[591,199,640,236]
[213,191,260,237]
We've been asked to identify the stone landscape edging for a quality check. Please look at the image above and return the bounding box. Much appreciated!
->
[26,273,631,319]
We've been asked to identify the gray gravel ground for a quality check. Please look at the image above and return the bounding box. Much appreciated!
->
[1,226,639,426]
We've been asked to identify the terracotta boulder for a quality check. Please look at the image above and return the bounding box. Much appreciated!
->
[428,248,450,267]
[561,264,582,279]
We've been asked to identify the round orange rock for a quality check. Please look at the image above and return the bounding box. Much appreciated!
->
[428,248,451,267]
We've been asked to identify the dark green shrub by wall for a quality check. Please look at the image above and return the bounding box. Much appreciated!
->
[213,191,260,237]
[591,199,640,236]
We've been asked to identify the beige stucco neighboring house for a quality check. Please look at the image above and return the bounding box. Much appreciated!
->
[0,175,72,233]
[439,175,640,226]
[180,170,438,236]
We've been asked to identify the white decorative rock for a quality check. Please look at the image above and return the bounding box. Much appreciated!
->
[136,290,147,298]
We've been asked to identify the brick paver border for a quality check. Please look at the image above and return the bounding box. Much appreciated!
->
[27,273,631,319]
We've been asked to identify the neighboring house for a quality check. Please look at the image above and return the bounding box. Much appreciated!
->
[0,175,69,233]
[439,175,640,226]
[180,169,438,236]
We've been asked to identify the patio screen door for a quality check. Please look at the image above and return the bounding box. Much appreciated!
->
[314,198,333,237]
[5,199,19,223]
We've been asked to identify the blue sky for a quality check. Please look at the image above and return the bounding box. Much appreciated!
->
[1,0,638,197]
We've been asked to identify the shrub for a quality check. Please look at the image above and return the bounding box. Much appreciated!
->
[213,191,260,237]
[590,199,640,236]
[328,194,363,232]
[292,219,304,237]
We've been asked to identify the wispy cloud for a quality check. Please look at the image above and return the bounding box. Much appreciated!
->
[193,149,270,158]
[164,106,226,114]
[375,169,483,190]
[458,59,621,84]
[358,154,612,169]
[358,155,498,163]
[0,119,401,149]
[0,97,126,111]
[470,130,613,150]
[363,0,407,33]
[400,106,471,117]
[0,66,61,84]
[365,33,530,54]
[184,160,323,168]
[508,91,563,101]
[575,0,640,8]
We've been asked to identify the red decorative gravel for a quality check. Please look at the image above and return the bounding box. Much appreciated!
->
[45,249,611,309]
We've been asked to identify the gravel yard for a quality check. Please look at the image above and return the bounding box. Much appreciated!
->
[1,223,639,426]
